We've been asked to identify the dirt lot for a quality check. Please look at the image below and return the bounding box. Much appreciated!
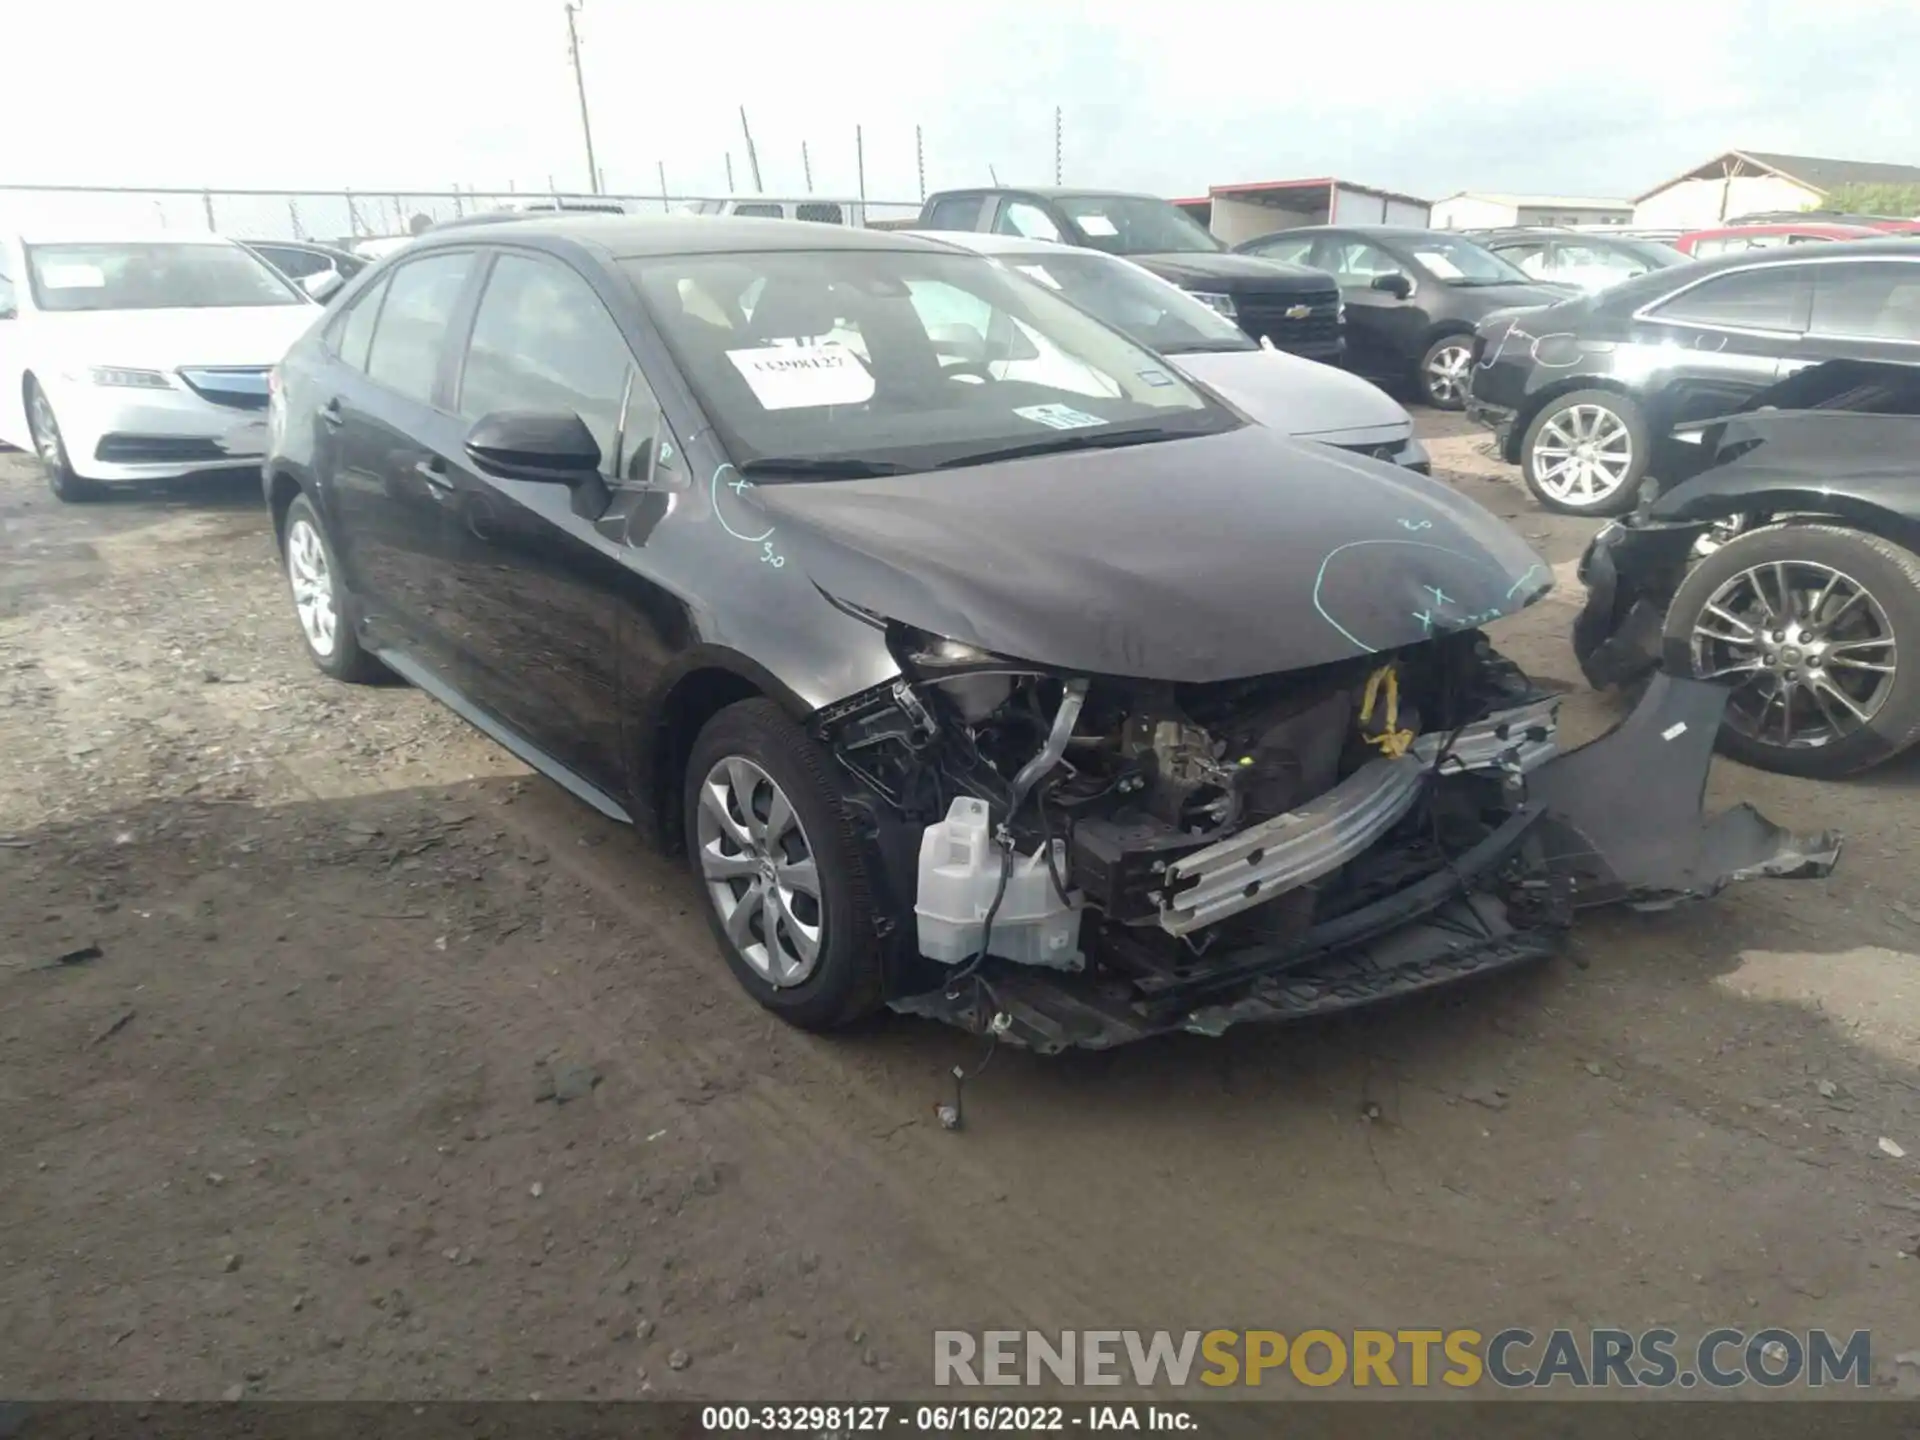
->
[3,418,1920,1403]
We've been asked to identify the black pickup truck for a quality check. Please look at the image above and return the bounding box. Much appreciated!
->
[917,187,1344,362]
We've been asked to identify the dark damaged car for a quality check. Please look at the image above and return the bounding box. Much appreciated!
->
[1576,359,1920,779]
[262,218,1836,1052]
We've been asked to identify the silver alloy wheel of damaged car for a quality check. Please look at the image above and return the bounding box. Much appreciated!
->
[1520,389,1650,516]
[1531,404,1633,505]
[1689,558,1896,752]
[25,380,103,502]
[1420,336,1474,409]
[695,755,825,987]
[286,515,339,658]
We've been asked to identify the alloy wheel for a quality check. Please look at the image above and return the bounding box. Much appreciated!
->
[1531,403,1634,506]
[694,755,824,987]
[285,517,339,658]
[1424,342,1472,405]
[1688,559,1897,752]
[28,388,66,470]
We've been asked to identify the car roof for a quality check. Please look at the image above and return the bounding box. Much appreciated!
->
[1679,222,1886,240]
[406,214,955,259]
[929,186,1165,202]
[1681,233,1920,258]
[1269,225,1470,240]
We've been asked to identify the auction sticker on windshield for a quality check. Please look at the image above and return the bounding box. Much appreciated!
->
[1015,403,1108,430]
[38,264,106,289]
[1077,214,1119,237]
[726,342,875,410]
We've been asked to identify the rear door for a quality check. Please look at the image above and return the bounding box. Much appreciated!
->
[1630,262,1811,425]
[436,248,656,794]
[322,248,480,673]
[1798,259,1920,370]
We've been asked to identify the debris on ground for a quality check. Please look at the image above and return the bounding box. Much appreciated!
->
[1881,1138,1909,1160]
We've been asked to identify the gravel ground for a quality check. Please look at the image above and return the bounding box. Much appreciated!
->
[3,419,1919,1402]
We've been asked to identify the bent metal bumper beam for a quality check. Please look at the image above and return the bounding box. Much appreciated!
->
[1160,695,1561,936]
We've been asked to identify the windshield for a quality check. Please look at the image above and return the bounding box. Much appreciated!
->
[1403,235,1533,285]
[1054,195,1222,256]
[628,248,1237,474]
[1610,238,1689,267]
[25,241,303,312]
[996,250,1255,355]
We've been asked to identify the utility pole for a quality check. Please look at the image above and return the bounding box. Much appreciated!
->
[564,1,601,194]
[855,125,866,202]
[1054,106,1062,185]
[725,152,736,194]
[801,141,813,194]
[916,125,925,202]
[989,164,1000,185]
[739,106,763,192]
[657,161,669,212]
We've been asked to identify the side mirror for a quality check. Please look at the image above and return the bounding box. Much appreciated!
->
[300,270,344,303]
[1370,272,1413,300]
[465,410,603,483]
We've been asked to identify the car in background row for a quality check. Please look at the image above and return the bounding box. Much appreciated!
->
[1234,226,1571,409]
[1470,229,1689,294]
[241,239,367,293]
[914,230,1427,471]
[916,187,1345,362]
[678,197,871,226]
[1726,210,1920,233]
[1466,237,1920,514]
[1674,222,1885,257]
[0,229,317,500]
[1574,361,1920,778]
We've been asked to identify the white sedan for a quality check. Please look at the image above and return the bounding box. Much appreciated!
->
[912,229,1428,471]
[0,230,320,501]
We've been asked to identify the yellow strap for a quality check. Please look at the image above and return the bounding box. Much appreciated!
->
[1360,666,1415,759]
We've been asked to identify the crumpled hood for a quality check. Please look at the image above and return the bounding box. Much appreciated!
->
[748,425,1551,682]
[1134,251,1332,290]
[33,304,317,371]
[1174,348,1411,441]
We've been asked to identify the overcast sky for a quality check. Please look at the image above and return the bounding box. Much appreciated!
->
[4,0,1915,214]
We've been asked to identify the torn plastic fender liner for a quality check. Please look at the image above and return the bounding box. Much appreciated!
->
[1528,671,1841,907]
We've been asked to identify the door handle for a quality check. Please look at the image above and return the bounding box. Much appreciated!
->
[319,398,345,428]
[412,457,455,493]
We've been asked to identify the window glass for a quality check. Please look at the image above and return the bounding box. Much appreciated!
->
[996,201,1062,242]
[458,252,632,464]
[795,202,845,225]
[733,203,784,219]
[365,252,474,404]
[24,241,301,311]
[328,273,389,373]
[1051,194,1219,255]
[1003,251,1253,354]
[1493,241,1549,276]
[925,196,983,231]
[618,371,666,482]
[1242,235,1313,265]
[1650,266,1808,331]
[256,245,331,280]
[1810,262,1920,342]
[627,248,1232,474]
[1327,241,1405,281]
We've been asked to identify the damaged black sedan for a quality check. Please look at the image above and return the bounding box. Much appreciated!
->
[264,218,1835,1053]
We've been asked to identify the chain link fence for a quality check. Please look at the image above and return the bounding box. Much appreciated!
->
[0,186,926,247]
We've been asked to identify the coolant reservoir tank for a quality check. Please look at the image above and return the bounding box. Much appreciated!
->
[914,798,1084,971]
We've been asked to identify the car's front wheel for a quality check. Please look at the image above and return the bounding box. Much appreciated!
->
[1418,333,1474,410]
[282,494,383,683]
[1520,389,1649,516]
[1661,523,1920,778]
[24,379,104,503]
[684,698,885,1030]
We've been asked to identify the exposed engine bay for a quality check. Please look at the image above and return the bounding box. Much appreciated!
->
[810,623,1841,1052]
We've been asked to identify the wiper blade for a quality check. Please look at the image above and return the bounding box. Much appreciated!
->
[736,457,913,479]
[933,425,1186,469]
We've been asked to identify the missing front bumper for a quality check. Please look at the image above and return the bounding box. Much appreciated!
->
[891,675,1838,1052]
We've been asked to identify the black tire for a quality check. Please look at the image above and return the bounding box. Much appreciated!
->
[1416,332,1475,410]
[1519,388,1650,516]
[1661,522,1920,779]
[24,378,105,502]
[683,698,885,1031]
[281,494,384,683]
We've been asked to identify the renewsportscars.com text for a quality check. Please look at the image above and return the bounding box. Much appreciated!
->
[933,1327,1871,1390]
